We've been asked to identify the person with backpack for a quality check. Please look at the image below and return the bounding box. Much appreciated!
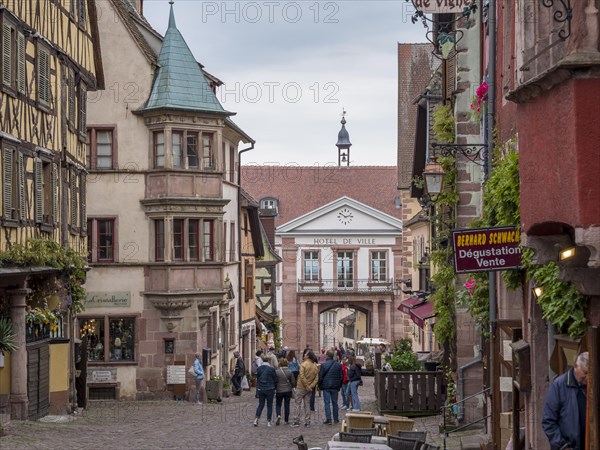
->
[251,349,263,376]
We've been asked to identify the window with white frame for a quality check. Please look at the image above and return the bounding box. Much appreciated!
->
[370,251,387,282]
[86,128,115,169]
[303,251,319,282]
[337,251,353,288]
[154,130,214,169]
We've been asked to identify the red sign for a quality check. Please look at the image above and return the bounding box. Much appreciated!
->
[452,226,522,273]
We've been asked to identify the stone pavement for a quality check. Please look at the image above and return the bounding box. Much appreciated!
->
[0,377,483,449]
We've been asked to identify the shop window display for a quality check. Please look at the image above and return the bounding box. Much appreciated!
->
[80,317,135,362]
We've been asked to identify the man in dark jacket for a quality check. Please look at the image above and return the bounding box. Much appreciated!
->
[231,351,245,396]
[542,352,589,450]
[318,350,343,424]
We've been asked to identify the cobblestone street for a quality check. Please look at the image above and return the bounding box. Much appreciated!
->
[1,377,482,450]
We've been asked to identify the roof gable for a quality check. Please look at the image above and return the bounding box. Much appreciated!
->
[141,5,232,115]
[277,196,402,235]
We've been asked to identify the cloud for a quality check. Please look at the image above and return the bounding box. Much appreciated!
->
[142,0,426,165]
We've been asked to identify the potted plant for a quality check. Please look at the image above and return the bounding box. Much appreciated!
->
[222,381,231,398]
[206,375,223,401]
[246,371,257,388]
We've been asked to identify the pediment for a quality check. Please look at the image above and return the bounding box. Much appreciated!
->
[276,196,402,235]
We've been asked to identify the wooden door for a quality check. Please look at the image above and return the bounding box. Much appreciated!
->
[27,342,50,420]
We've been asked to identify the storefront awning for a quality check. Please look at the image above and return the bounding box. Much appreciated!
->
[398,296,425,315]
[409,301,435,329]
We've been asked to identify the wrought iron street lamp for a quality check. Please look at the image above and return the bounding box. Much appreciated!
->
[423,162,444,197]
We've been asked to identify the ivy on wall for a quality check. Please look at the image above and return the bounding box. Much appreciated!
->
[429,105,458,367]
[467,137,588,338]
[0,239,87,314]
[522,250,588,337]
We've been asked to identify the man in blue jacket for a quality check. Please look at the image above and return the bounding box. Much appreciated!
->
[318,349,343,425]
[542,352,589,450]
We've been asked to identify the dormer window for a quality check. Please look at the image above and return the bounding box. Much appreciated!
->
[260,198,278,213]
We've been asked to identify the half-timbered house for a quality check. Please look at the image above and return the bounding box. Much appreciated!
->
[0,0,103,420]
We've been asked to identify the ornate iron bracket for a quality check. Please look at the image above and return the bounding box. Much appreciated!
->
[406,0,479,26]
[541,0,573,40]
[431,143,486,165]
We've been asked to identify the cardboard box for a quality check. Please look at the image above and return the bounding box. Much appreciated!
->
[500,412,513,430]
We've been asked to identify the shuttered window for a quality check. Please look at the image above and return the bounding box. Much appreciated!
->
[51,163,58,224]
[78,83,87,136]
[2,147,14,219]
[2,23,13,87]
[80,173,86,232]
[443,57,456,104]
[16,32,25,93]
[68,68,76,127]
[37,46,50,106]
[78,0,86,29]
[34,158,43,224]
[70,169,78,229]
[17,152,25,221]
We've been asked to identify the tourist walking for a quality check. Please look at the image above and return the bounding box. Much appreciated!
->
[193,352,205,404]
[230,351,245,396]
[251,349,264,377]
[275,358,295,425]
[254,355,277,427]
[287,349,300,382]
[347,355,363,411]
[267,347,279,368]
[291,350,318,427]
[318,350,343,424]
[340,356,350,410]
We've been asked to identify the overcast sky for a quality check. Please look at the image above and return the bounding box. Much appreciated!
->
[142,0,426,166]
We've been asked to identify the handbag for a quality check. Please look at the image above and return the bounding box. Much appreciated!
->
[188,365,196,376]
[241,375,249,390]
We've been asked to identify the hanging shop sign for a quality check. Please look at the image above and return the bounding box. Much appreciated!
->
[452,226,522,273]
[411,0,474,14]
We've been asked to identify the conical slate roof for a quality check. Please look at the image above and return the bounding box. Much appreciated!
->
[141,5,233,115]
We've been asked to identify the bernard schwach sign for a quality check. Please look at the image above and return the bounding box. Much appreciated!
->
[452,226,522,274]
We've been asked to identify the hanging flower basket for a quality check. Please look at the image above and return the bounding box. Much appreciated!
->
[469,82,488,123]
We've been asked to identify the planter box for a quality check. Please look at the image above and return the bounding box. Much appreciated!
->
[206,380,223,401]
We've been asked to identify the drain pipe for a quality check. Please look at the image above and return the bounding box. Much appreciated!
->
[237,142,255,355]
[457,335,483,421]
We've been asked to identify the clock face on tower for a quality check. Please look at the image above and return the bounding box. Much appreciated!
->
[337,208,354,225]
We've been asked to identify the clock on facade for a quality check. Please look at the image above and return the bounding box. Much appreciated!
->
[337,208,354,225]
